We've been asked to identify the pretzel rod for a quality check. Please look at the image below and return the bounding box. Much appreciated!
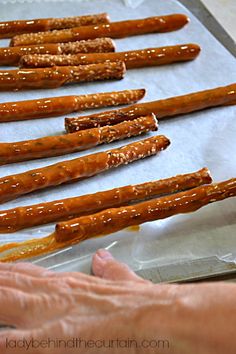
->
[0,136,170,204]
[0,13,110,39]
[0,62,126,91]
[19,44,200,69]
[0,88,145,123]
[0,115,158,165]
[55,178,236,243]
[0,38,115,66]
[10,14,189,46]
[65,83,236,132]
[0,168,211,234]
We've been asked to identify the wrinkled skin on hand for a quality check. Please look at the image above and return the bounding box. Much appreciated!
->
[0,249,235,354]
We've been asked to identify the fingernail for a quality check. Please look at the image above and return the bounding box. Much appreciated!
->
[96,249,113,260]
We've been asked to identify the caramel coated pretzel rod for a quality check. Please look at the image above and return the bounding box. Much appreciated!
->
[0,115,158,165]
[0,88,145,123]
[11,14,189,46]
[0,61,126,91]
[20,43,200,69]
[0,13,110,39]
[65,83,236,132]
[0,168,211,233]
[1,174,222,260]
[0,136,170,204]
[0,38,115,66]
[55,178,236,242]
[0,175,233,263]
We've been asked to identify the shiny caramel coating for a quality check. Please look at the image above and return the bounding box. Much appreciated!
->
[56,178,236,242]
[0,168,211,233]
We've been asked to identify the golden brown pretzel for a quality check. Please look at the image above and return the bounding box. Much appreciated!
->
[11,14,189,46]
[0,88,145,122]
[0,13,110,39]
[0,38,115,66]
[0,168,211,233]
[0,114,158,165]
[55,178,236,242]
[65,83,236,132]
[19,44,200,68]
[0,62,126,91]
[0,136,170,204]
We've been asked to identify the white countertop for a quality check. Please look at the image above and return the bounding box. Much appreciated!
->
[201,0,236,41]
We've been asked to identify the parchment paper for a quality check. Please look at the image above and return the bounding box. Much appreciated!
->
[0,0,235,273]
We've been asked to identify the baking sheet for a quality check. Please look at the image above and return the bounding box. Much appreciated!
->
[179,0,236,57]
[0,0,235,273]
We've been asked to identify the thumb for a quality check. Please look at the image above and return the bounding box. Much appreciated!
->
[92,249,147,283]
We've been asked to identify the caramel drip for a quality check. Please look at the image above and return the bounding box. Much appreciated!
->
[127,225,140,232]
[0,233,66,262]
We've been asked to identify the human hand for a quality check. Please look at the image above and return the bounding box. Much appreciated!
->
[0,250,235,354]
